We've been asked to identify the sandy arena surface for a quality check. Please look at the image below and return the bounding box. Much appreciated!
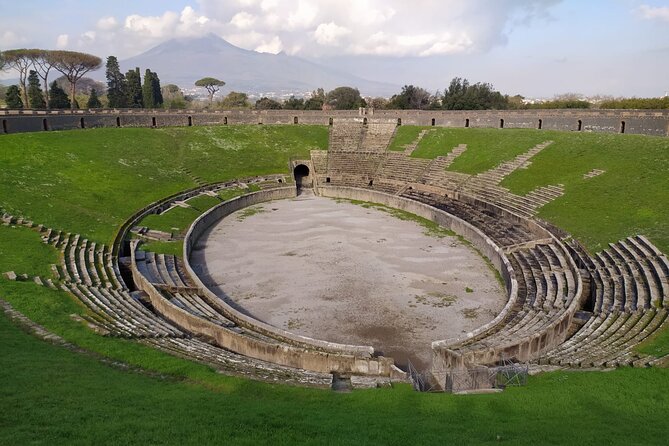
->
[190,194,507,369]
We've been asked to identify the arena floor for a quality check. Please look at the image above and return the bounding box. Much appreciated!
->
[191,194,507,369]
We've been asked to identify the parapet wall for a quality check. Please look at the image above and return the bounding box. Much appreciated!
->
[315,186,521,348]
[183,186,378,358]
[1,108,668,137]
[130,243,397,377]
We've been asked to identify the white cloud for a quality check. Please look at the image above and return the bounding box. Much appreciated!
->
[314,22,351,46]
[96,16,119,31]
[286,1,318,30]
[637,4,669,22]
[230,12,256,29]
[255,35,283,53]
[180,6,210,27]
[0,30,27,47]
[124,11,180,38]
[56,34,69,48]
[86,0,560,58]
[81,31,96,42]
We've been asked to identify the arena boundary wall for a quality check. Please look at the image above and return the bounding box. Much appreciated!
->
[1,108,668,137]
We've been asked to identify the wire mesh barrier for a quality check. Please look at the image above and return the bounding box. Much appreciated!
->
[408,356,529,393]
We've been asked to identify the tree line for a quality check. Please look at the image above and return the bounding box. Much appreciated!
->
[2,48,667,110]
[1,49,101,109]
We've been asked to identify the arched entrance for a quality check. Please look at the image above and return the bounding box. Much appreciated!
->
[293,164,311,192]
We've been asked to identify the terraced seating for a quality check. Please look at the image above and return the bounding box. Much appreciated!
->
[310,150,328,172]
[134,249,237,328]
[402,129,434,155]
[160,288,236,328]
[445,243,578,356]
[360,122,397,152]
[419,144,468,188]
[376,152,431,183]
[540,236,669,368]
[135,251,193,288]
[329,122,364,151]
[49,232,126,290]
[325,151,385,187]
[64,282,182,338]
[400,189,536,247]
[450,142,563,217]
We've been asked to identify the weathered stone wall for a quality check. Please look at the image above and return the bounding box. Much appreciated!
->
[314,186,525,348]
[130,245,397,377]
[2,108,667,136]
[183,186,380,358]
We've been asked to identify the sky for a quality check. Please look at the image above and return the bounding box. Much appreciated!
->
[1,0,668,97]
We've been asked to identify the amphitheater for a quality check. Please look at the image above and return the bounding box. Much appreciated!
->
[2,108,669,393]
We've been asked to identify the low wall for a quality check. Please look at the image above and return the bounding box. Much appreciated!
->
[183,186,379,358]
[130,244,397,377]
[315,186,584,376]
[315,186,521,347]
[431,240,585,371]
[1,108,668,137]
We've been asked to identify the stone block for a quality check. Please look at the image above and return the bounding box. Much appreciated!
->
[3,271,17,281]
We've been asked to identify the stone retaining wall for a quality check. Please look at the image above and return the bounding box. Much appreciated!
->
[315,186,520,346]
[130,245,398,377]
[183,186,380,358]
[1,109,667,136]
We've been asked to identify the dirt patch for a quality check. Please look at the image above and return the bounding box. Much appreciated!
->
[191,195,507,370]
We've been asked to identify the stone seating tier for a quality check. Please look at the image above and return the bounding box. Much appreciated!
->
[538,235,669,367]
[65,283,182,338]
[400,190,536,247]
[143,337,334,387]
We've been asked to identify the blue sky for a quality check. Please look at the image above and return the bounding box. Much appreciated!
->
[1,0,668,97]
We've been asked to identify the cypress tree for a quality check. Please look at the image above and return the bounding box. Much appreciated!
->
[48,81,71,109]
[5,85,23,109]
[142,69,163,109]
[105,56,126,108]
[87,88,102,108]
[152,71,163,107]
[27,70,46,109]
[124,68,143,108]
[142,69,156,109]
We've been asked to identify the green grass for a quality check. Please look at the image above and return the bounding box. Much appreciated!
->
[387,125,430,151]
[139,187,252,238]
[500,131,669,253]
[0,224,59,278]
[0,126,327,244]
[2,307,669,445]
[140,207,202,236]
[185,194,222,211]
[411,127,550,174]
[342,199,455,238]
[634,320,669,358]
[139,241,184,258]
[1,125,669,444]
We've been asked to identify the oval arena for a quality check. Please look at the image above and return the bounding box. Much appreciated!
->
[2,110,669,392]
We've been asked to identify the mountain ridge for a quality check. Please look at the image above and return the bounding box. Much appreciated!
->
[117,33,398,97]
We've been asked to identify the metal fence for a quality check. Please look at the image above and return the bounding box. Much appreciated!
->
[409,356,529,393]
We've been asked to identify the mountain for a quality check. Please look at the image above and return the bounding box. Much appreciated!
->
[118,34,398,97]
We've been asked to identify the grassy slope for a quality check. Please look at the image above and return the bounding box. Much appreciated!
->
[0,126,327,244]
[387,126,429,151]
[139,241,184,258]
[138,186,250,238]
[402,126,669,254]
[501,131,669,254]
[0,224,59,277]
[1,125,669,444]
[411,127,551,173]
[2,309,669,445]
